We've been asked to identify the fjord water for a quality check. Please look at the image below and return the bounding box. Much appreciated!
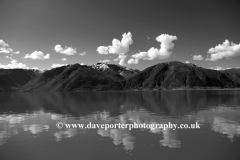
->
[0,91,240,160]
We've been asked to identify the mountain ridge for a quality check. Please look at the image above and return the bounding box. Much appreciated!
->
[1,61,240,92]
[123,61,239,90]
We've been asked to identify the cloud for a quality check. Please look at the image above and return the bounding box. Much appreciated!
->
[32,67,39,70]
[97,46,109,55]
[114,55,127,66]
[128,58,139,64]
[14,51,20,54]
[128,34,177,64]
[206,40,240,61]
[193,55,203,60]
[108,32,133,55]
[119,55,127,66]
[54,44,78,56]
[61,58,67,61]
[96,32,133,65]
[0,40,9,49]
[99,59,111,63]
[52,64,68,68]
[185,61,190,63]
[0,58,28,69]
[24,51,50,60]
[0,39,20,54]
[210,66,223,70]
[79,51,86,56]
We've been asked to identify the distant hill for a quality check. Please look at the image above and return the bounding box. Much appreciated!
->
[1,61,240,92]
[0,69,38,91]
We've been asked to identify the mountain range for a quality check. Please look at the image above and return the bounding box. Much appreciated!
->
[1,61,240,92]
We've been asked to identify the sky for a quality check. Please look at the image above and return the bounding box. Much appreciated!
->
[0,0,240,71]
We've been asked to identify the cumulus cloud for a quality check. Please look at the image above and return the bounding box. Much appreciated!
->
[128,34,177,64]
[0,58,28,69]
[206,40,240,61]
[99,59,111,63]
[128,58,139,64]
[97,46,109,55]
[193,55,203,60]
[61,58,67,61]
[51,64,68,68]
[114,55,127,66]
[185,61,190,63]
[54,44,78,56]
[0,39,20,54]
[108,32,133,55]
[24,51,50,60]
[96,32,133,65]
[119,55,127,66]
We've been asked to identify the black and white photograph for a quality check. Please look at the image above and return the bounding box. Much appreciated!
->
[0,0,240,159]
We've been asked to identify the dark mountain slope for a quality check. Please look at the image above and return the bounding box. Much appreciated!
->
[221,68,240,85]
[123,61,239,90]
[22,63,138,91]
[0,69,37,91]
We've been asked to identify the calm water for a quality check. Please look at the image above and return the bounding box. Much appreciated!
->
[0,90,240,160]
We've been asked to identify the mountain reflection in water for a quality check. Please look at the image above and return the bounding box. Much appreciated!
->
[0,90,240,160]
